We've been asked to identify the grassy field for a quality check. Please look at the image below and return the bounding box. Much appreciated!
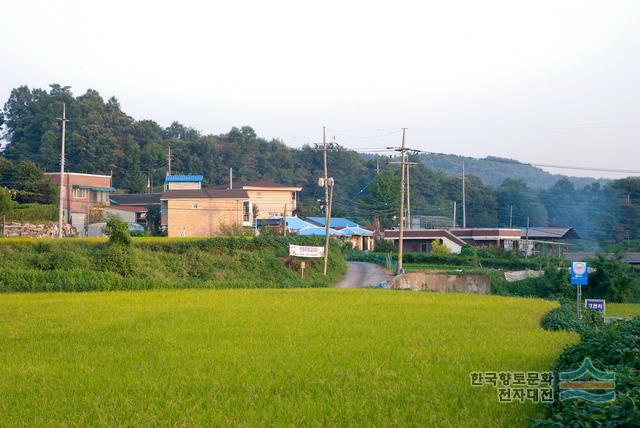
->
[0,289,577,427]
[607,302,640,317]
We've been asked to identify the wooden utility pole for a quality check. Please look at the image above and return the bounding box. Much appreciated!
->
[525,216,530,259]
[57,103,68,238]
[167,145,172,176]
[509,205,513,228]
[462,161,466,228]
[315,128,337,276]
[452,201,457,228]
[406,162,411,229]
[387,129,420,275]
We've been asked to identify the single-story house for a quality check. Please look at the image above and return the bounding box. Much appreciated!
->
[103,205,148,224]
[450,228,522,251]
[160,189,252,237]
[519,227,580,257]
[384,229,466,254]
[305,216,375,251]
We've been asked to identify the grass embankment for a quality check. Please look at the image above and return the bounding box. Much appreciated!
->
[0,290,577,426]
[2,203,57,223]
[607,303,640,317]
[0,237,346,291]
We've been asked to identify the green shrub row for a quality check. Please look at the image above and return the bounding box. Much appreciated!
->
[536,305,640,427]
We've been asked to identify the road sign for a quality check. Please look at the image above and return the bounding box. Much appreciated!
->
[585,299,605,314]
[289,244,324,258]
[570,262,588,286]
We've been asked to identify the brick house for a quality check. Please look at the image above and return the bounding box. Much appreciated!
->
[43,172,114,235]
[160,189,253,237]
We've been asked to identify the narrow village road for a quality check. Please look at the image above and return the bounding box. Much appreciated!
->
[335,262,394,288]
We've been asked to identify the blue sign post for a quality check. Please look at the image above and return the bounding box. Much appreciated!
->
[570,262,589,319]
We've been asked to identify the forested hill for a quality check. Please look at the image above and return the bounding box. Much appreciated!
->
[417,153,608,190]
[1,84,639,248]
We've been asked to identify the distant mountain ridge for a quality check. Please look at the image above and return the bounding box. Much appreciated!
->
[416,153,609,189]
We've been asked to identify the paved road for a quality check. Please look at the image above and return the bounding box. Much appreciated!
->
[336,262,394,288]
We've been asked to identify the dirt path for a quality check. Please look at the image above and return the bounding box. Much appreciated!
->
[335,262,393,288]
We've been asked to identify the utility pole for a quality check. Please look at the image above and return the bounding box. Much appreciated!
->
[229,168,233,190]
[509,205,513,228]
[525,216,530,259]
[315,128,337,276]
[283,203,288,236]
[462,161,466,228]
[452,201,457,228]
[387,129,420,275]
[376,159,380,175]
[57,103,68,238]
[167,146,172,176]
[406,162,411,229]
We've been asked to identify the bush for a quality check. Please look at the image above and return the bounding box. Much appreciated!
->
[431,240,450,256]
[541,298,604,333]
[99,244,135,276]
[535,314,640,427]
[104,215,132,246]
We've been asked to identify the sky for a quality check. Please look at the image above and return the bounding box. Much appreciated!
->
[1,0,639,179]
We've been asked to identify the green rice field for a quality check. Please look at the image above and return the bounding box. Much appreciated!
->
[607,302,640,317]
[0,289,577,426]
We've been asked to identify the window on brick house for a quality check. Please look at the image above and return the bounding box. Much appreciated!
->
[73,188,88,198]
[192,203,198,209]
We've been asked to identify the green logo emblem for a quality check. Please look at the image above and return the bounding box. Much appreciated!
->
[559,358,615,402]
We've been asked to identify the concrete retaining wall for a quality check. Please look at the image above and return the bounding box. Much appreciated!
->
[390,272,490,294]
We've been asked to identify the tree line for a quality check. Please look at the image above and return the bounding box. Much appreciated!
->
[1,84,638,248]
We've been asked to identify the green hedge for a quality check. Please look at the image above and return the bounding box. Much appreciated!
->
[536,307,640,426]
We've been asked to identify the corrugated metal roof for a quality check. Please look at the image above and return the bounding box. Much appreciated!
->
[341,226,374,236]
[164,175,204,183]
[213,180,302,190]
[520,227,580,239]
[298,226,345,236]
[306,217,359,228]
[384,229,466,246]
[161,189,248,199]
[110,193,162,205]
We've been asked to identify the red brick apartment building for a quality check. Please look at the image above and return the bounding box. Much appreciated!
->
[44,172,114,235]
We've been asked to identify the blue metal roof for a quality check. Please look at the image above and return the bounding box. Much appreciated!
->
[283,216,315,230]
[341,226,374,236]
[164,175,204,183]
[297,226,345,236]
[306,217,359,228]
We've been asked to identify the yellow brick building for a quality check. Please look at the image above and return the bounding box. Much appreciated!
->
[160,189,252,237]
[216,180,303,219]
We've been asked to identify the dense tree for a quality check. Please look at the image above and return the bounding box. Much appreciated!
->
[1,84,638,247]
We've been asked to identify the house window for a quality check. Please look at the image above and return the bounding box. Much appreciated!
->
[243,201,250,223]
[192,203,198,209]
[73,188,88,198]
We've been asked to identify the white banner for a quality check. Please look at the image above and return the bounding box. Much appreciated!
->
[289,244,325,258]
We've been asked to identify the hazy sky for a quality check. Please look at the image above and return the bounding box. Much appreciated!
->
[1,0,639,178]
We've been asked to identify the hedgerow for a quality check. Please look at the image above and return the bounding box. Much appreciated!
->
[536,302,640,426]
